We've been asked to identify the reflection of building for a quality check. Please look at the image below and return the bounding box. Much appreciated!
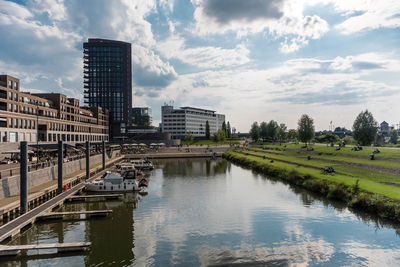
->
[0,75,109,144]
[161,105,225,139]
[132,107,152,126]
[83,38,132,139]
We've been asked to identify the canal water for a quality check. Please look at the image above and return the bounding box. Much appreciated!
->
[4,158,400,266]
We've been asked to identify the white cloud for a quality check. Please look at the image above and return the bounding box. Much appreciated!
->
[192,0,329,53]
[0,0,178,97]
[306,0,400,34]
[144,52,400,131]
[158,35,250,68]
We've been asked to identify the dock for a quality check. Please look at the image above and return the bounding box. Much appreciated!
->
[0,168,114,242]
[66,194,122,202]
[37,210,112,220]
[0,242,91,256]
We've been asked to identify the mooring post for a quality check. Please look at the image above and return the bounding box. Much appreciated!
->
[57,141,63,194]
[102,140,106,170]
[20,141,28,214]
[86,141,90,180]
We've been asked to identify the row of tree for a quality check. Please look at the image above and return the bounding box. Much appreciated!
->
[186,120,232,142]
[249,110,393,146]
[249,114,315,144]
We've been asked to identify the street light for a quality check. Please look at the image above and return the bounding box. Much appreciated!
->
[36,101,39,169]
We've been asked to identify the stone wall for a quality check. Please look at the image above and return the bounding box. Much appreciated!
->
[0,149,120,199]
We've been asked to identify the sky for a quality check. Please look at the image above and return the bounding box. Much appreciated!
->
[0,0,400,132]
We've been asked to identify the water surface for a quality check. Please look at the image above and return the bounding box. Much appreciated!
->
[4,158,400,266]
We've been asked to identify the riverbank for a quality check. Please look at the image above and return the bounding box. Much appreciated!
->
[223,151,400,223]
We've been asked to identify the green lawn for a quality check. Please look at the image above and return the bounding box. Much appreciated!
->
[255,142,400,159]
[243,149,400,184]
[249,147,400,170]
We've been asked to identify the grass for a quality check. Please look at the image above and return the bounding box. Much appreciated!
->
[242,149,400,185]
[181,139,240,146]
[249,147,400,170]
[255,142,400,159]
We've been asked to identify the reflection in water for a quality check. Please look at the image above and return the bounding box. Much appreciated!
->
[157,158,228,177]
[84,193,139,266]
[4,158,400,266]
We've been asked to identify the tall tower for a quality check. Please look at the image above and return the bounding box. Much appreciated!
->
[83,38,132,139]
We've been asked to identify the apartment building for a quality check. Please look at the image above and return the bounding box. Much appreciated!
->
[0,75,109,144]
[161,105,225,139]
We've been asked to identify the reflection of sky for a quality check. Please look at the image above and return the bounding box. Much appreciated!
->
[133,159,400,266]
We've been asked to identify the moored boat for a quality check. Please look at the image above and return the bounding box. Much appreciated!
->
[84,170,148,192]
[130,159,154,170]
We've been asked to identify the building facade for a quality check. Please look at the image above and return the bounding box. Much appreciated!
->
[132,107,152,126]
[83,38,132,139]
[0,75,109,144]
[161,105,225,139]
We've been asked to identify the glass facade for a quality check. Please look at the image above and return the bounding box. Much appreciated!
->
[83,39,132,138]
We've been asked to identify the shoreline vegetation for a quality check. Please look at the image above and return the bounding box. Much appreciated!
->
[223,144,400,223]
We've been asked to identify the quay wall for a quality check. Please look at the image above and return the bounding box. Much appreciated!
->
[0,150,120,199]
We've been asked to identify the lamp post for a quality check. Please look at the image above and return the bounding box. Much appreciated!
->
[36,101,39,169]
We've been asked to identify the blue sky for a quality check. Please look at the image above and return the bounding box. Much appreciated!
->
[0,0,400,132]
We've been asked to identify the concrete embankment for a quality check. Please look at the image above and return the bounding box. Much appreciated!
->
[0,150,120,200]
[223,151,400,224]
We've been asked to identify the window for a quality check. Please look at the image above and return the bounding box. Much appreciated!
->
[9,92,12,100]
[14,82,18,90]
[8,80,12,89]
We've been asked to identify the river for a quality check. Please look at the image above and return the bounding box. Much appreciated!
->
[4,158,400,266]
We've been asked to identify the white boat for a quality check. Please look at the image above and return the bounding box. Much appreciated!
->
[84,170,148,192]
[130,159,154,170]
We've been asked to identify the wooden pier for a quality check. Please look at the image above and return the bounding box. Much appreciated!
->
[66,194,122,202]
[37,210,112,220]
[0,242,91,256]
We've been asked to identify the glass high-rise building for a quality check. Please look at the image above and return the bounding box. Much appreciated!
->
[83,38,132,138]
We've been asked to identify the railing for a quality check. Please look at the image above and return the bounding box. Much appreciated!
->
[0,151,103,180]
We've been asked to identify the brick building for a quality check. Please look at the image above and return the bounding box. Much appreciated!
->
[0,75,109,144]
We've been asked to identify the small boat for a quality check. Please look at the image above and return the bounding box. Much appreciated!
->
[84,170,148,192]
[130,159,154,170]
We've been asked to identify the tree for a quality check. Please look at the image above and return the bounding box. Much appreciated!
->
[260,121,268,140]
[352,110,378,146]
[185,131,194,142]
[266,120,278,140]
[297,114,315,145]
[226,121,232,138]
[287,129,297,140]
[277,123,287,141]
[250,122,260,141]
[205,120,210,139]
[222,121,227,138]
[389,130,398,144]
[213,129,226,142]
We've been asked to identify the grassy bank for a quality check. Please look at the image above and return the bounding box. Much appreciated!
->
[223,151,400,223]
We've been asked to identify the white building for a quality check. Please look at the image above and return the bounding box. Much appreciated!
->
[161,105,225,139]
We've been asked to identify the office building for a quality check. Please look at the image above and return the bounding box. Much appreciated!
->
[83,38,132,139]
[0,75,109,143]
[161,105,225,139]
[132,107,152,126]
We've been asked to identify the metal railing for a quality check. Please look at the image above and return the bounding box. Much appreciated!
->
[0,151,104,180]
